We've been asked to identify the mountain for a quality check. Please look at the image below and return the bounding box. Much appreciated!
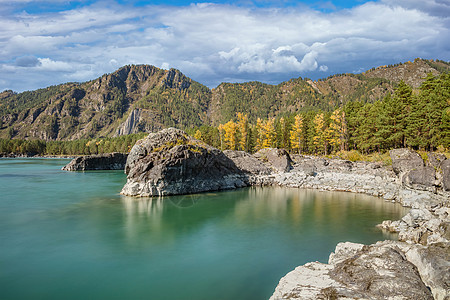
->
[1,58,449,140]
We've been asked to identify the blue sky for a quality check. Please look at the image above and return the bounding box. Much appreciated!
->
[1,0,449,92]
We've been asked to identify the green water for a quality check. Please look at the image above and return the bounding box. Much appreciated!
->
[0,158,407,300]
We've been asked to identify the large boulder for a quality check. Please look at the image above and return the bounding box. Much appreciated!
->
[402,166,437,192]
[253,148,293,172]
[223,150,272,175]
[389,148,424,175]
[121,128,248,197]
[62,152,128,171]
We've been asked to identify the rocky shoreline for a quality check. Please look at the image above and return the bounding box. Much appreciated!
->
[63,128,449,299]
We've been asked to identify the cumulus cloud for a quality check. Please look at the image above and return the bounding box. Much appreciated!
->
[0,1,448,91]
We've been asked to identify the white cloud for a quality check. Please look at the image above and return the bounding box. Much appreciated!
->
[0,1,448,92]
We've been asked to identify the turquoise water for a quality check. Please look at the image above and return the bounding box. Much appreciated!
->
[0,158,407,300]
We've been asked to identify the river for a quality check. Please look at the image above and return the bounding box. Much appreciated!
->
[0,158,407,300]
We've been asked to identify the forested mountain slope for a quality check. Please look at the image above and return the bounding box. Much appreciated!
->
[0,65,211,140]
[0,58,448,140]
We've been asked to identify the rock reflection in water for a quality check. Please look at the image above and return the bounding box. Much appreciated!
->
[120,187,407,246]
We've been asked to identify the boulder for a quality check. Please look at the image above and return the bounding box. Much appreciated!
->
[62,152,128,171]
[223,150,272,175]
[402,166,436,191]
[427,152,447,168]
[270,241,435,300]
[121,128,248,197]
[253,148,293,172]
[442,160,450,191]
[389,148,424,175]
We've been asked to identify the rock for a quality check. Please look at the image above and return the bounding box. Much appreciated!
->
[402,166,436,191]
[253,148,293,172]
[442,160,450,191]
[271,241,435,300]
[389,148,424,175]
[427,152,447,168]
[62,152,128,171]
[115,108,162,136]
[121,128,247,197]
[328,242,364,264]
[223,150,272,175]
[400,242,450,300]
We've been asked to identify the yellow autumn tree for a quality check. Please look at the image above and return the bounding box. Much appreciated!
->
[313,113,327,155]
[255,118,264,151]
[262,117,276,148]
[218,124,224,150]
[193,129,202,141]
[236,112,249,151]
[326,108,347,152]
[290,114,303,153]
[222,120,239,150]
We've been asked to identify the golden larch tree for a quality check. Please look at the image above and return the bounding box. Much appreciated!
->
[290,114,303,153]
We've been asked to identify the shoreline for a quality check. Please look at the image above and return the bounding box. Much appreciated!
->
[267,157,449,299]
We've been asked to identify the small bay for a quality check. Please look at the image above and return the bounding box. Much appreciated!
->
[0,158,407,300]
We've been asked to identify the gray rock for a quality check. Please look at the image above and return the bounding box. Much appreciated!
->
[253,148,293,172]
[390,148,424,175]
[400,242,450,300]
[402,166,436,191]
[271,241,435,300]
[121,128,247,197]
[442,160,450,191]
[427,152,447,168]
[62,152,128,171]
[223,150,272,175]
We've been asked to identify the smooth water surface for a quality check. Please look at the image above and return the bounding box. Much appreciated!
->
[0,158,407,300]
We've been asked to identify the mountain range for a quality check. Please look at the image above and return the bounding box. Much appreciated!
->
[0,58,448,141]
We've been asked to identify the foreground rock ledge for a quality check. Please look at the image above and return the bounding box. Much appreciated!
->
[271,241,449,300]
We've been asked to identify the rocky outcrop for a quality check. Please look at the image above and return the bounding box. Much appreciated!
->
[253,148,293,172]
[62,152,127,171]
[390,148,424,175]
[271,240,449,300]
[115,108,162,136]
[120,128,250,197]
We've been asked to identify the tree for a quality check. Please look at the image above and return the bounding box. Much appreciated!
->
[326,108,347,153]
[312,113,327,154]
[290,114,303,153]
[237,112,249,151]
[194,129,202,141]
[222,120,239,150]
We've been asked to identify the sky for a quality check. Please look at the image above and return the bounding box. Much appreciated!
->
[0,0,449,92]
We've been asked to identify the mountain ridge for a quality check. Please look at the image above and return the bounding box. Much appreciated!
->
[1,58,448,140]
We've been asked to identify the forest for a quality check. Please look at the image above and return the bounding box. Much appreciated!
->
[0,72,448,159]
[189,73,449,156]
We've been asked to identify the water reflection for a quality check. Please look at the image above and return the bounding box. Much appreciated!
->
[120,187,407,245]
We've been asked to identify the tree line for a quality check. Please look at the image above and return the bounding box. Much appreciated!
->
[1,73,448,157]
[189,73,449,155]
[0,133,147,156]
